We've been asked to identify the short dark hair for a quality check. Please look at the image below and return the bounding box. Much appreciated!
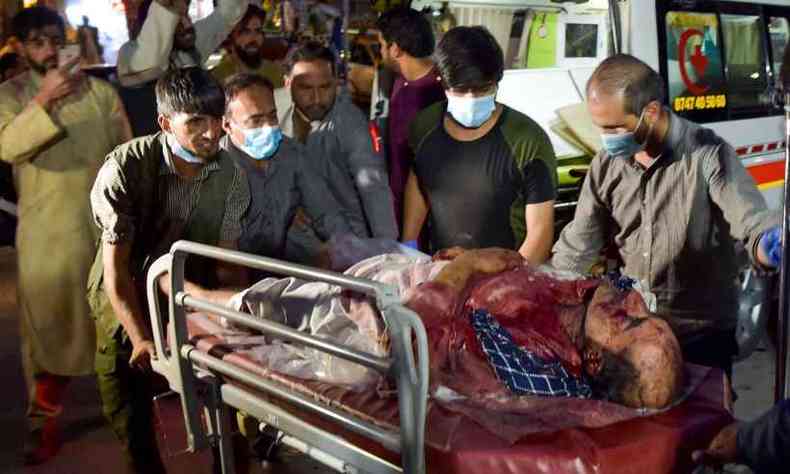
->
[587,54,666,116]
[12,6,65,41]
[435,26,504,90]
[0,53,21,77]
[224,73,275,112]
[239,4,267,27]
[155,67,226,118]
[284,41,336,75]
[376,8,434,58]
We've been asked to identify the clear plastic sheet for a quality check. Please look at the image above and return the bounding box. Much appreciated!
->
[432,363,711,445]
[222,254,445,390]
[326,233,429,272]
[197,254,705,445]
[185,312,730,458]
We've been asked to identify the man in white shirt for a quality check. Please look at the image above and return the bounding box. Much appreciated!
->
[117,0,246,87]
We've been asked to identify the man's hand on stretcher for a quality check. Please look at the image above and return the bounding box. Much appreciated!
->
[131,275,235,372]
[691,421,739,469]
[130,340,156,371]
[157,275,242,308]
[432,247,525,293]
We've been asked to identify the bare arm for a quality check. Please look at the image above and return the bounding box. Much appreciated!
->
[215,239,248,288]
[401,169,429,242]
[519,200,554,264]
[102,241,155,368]
[156,239,247,306]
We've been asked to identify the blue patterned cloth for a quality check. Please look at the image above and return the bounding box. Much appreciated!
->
[608,271,636,291]
[470,309,592,398]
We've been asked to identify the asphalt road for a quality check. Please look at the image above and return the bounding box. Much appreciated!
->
[0,247,776,473]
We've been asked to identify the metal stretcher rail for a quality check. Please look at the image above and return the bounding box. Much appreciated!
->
[183,346,401,452]
[180,296,392,374]
[146,241,429,474]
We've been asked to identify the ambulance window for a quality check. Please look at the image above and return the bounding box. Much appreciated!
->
[720,14,769,116]
[664,12,727,120]
[565,23,598,58]
[769,17,789,77]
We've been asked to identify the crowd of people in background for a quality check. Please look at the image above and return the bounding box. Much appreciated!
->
[0,1,789,473]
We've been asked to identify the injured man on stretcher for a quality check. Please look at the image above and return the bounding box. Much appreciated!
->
[178,237,686,426]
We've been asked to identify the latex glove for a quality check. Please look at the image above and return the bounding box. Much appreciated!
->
[402,239,418,250]
[759,226,782,268]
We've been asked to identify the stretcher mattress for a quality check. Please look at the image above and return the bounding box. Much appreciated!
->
[182,312,733,474]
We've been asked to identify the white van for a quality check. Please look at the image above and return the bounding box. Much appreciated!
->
[412,0,790,208]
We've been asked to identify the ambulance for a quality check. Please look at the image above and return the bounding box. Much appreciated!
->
[410,0,790,208]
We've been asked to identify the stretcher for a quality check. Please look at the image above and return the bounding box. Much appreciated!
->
[147,241,733,474]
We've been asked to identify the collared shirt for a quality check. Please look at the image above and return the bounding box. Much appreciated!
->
[221,135,357,258]
[91,135,249,244]
[551,112,779,342]
[277,89,398,240]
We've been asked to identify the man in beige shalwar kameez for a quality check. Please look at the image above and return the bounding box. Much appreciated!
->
[0,6,131,465]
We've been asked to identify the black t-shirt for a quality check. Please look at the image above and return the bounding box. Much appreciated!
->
[409,103,557,251]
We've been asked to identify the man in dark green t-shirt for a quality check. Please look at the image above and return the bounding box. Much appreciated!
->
[402,26,557,264]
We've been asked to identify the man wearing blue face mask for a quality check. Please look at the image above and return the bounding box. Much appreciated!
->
[403,26,558,264]
[221,73,358,264]
[552,54,782,377]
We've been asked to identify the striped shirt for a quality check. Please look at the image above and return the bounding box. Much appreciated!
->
[552,112,779,343]
[91,137,249,244]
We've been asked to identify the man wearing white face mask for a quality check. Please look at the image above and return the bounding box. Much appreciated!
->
[404,26,558,264]
[221,73,358,263]
[552,54,782,376]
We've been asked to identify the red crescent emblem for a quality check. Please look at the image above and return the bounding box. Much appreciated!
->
[678,28,710,96]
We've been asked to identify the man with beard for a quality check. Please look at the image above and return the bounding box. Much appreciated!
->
[116,0,247,87]
[88,67,249,473]
[0,6,132,465]
[277,41,397,264]
[551,54,782,376]
[403,26,557,264]
[0,52,26,81]
[211,5,284,88]
[221,73,361,263]
[376,7,444,235]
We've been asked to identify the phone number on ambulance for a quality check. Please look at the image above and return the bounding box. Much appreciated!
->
[673,94,727,112]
